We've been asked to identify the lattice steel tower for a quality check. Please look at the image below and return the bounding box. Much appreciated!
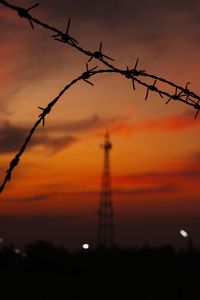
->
[97,132,114,248]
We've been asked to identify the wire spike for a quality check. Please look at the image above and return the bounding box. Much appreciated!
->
[83,79,94,86]
[27,3,39,11]
[91,66,98,71]
[134,57,139,70]
[145,88,149,100]
[102,54,115,61]
[186,82,191,88]
[66,18,71,34]
[99,41,102,52]
[51,33,60,38]
[54,37,63,42]
[132,78,136,90]
[28,19,34,29]
[166,97,171,104]
[195,109,199,119]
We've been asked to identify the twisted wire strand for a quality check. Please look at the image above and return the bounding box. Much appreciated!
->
[0,0,200,193]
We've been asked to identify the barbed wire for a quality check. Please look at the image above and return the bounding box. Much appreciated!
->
[1,0,200,108]
[0,0,200,193]
[0,69,111,193]
[1,0,200,110]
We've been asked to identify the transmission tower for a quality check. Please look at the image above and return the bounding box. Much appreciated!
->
[97,132,114,248]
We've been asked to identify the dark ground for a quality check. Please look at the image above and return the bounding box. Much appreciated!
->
[0,241,200,299]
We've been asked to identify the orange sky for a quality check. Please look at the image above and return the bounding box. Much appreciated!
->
[0,0,200,250]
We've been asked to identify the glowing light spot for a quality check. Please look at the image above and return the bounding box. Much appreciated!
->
[180,230,188,238]
[82,243,89,250]
[14,248,20,254]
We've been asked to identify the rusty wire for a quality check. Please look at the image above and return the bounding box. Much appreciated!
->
[0,0,200,193]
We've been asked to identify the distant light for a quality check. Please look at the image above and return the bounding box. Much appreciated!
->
[14,249,20,254]
[180,230,188,238]
[0,238,3,243]
[82,243,89,250]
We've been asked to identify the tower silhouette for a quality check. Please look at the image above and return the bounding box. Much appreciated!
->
[97,132,114,248]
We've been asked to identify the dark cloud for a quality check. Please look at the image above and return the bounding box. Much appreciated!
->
[9,193,54,202]
[113,184,176,196]
[36,0,200,47]
[118,167,200,183]
[48,114,118,132]
[113,152,200,193]
[0,120,77,154]
[3,0,200,53]
[1,0,200,116]
[0,121,27,152]
[0,114,118,154]
[47,183,175,198]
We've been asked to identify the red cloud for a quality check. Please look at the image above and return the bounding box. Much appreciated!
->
[110,111,198,136]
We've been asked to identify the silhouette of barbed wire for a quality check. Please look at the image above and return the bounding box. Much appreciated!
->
[0,68,197,193]
[1,1,200,109]
[0,69,110,193]
[1,0,200,111]
[0,0,200,193]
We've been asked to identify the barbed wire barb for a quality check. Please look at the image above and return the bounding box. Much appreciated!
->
[194,100,200,119]
[123,67,136,90]
[82,63,98,86]
[17,3,39,29]
[88,42,115,62]
[38,105,51,126]
[166,87,182,104]
[182,82,191,102]
[51,18,78,45]
[145,79,157,100]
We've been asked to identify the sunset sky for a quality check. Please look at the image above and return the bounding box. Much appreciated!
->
[0,0,200,250]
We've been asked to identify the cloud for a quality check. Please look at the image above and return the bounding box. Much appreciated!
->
[32,134,76,153]
[112,151,200,196]
[113,184,176,196]
[9,192,54,203]
[0,120,77,154]
[139,112,198,131]
[0,114,119,154]
[48,114,118,132]
[115,168,200,186]
[44,183,176,198]
[1,0,199,117]
[36,0,200,53]
[110,111,199,135]
[3,0,199,57]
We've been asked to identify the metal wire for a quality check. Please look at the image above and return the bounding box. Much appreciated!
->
[0,0,200,193]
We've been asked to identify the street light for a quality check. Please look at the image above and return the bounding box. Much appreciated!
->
[82,243,90,250]
[179,229,193,251]
[179,229,188,238]
[0,238,4,251]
